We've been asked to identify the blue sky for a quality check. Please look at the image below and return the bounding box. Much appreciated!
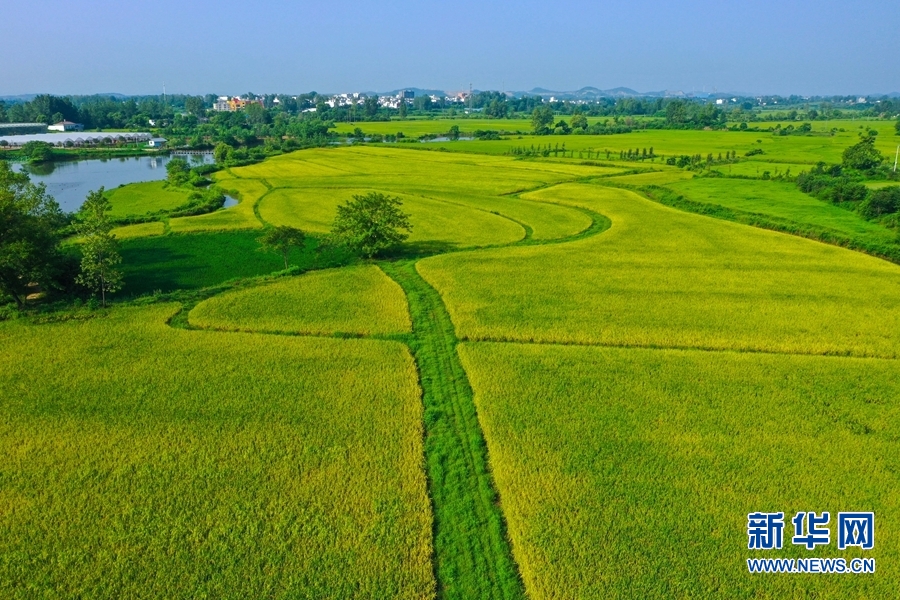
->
[2,0,897,96]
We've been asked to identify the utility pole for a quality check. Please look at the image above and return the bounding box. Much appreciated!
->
[163,83,167,105]
[469,83,473,112]
[895,145,899,173]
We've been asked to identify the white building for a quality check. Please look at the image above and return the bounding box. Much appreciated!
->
[48,121,84,132]
[148,138,167,148]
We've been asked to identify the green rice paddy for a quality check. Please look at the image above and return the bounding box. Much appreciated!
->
[4,121,899,598]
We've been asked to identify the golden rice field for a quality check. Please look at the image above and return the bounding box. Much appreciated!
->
[418,184,900,357]
[459,341,899,599]
[189,265,412,336]
[0,305,433,599]
[200,147,620,246]
[6,132,900,599]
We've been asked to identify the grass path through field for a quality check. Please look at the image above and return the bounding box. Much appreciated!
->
[380,261,525,600]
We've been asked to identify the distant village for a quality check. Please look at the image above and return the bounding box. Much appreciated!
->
[211,90,469,113]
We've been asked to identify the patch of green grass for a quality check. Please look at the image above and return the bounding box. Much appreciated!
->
[380,261,525,600]
[0,304,435,599]
[604,169,695,186]
[666,178,897,244]
[418,184,900,356]
[460,341,900,599]
[708,161,813,178]
[105,181,193,217]
[118,231,354,297]
[189,265,411,336]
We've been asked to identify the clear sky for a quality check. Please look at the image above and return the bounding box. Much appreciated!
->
[2,0,897,97]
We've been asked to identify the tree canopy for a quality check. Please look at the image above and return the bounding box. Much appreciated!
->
[330,192,412,258]
[76,188,123,306]
[842,136,884,171]
[531,106,554,134]
[0,162,65,308]
[258,225,306,269]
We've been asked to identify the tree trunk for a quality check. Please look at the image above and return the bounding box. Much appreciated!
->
[282,250,288,270]
[100,272,106,308]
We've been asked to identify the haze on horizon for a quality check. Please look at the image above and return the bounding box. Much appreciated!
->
[2,0,897,98]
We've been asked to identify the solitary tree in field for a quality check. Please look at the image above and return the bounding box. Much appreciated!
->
[258,225,306,269]
[331,192,412,258]
[76,188,123,307]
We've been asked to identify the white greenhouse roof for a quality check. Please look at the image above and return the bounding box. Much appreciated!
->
[0,131,151,146]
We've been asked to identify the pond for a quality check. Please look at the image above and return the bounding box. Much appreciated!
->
[12,153,214,212]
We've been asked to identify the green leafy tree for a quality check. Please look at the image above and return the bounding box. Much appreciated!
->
[895,118,900,136]
[214,142,234,164]
[398,100,408,119]
[0,162,65,308]
[842,136,884,171]
[363,95,379,118]
[859,186,900,219]
[531,106,554,134]
[244,102,270,125]
[331,192,412,258]
[184,96,205,116]
[258,225,306,269]
[20,141,54,163]
[570,113,588,131]
[76,188,123,307]
[448,125,461,141]
[166,157,190,185]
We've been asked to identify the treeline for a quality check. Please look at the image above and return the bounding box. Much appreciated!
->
[796,136,900,226]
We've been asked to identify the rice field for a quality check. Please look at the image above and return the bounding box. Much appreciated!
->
[189,265,412,336]
[6,130,900,598]
[459,341,899,599]
[258,187,525,248]
[0,305,434,599]
[418,184,900,356]
[206,147,621,247]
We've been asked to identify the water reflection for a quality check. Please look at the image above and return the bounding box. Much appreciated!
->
[13,153,213,212]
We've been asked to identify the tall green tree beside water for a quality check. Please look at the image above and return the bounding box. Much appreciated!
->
[76,188,123,307]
